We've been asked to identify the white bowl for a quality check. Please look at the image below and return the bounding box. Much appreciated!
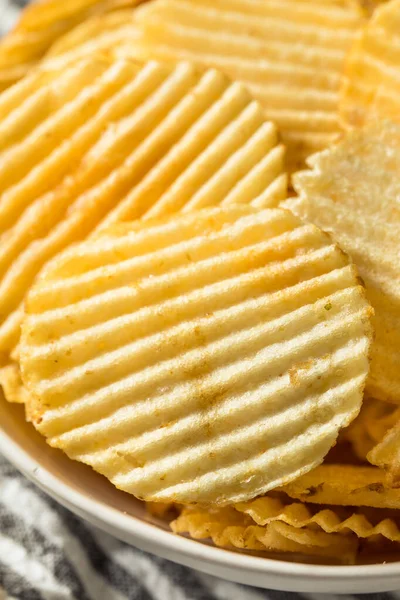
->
[2,394,400,594]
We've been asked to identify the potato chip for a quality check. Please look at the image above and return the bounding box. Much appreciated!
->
[358,0,388,16]
[278,465,400,508]
[145,501,177,519]
[344,398,400,461]
[340,0,400,127]
[130,0,364,170]
[286,121,400,404]
[342,407,376,462]
[43,10,141,70]
[0,0,143,92]
[236,495,400,542]
[0,363,30,405]
[20,205,372,504]
[366,408,400,445]
[368,422,400,486]
[171,506,358,563]
[0,54,287,375]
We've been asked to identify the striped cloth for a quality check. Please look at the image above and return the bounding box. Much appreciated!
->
[0,2,396,599]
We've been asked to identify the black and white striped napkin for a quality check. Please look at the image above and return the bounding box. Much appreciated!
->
[0,2,398,599]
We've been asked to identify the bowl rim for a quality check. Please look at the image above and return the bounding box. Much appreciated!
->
[2,421,400,584]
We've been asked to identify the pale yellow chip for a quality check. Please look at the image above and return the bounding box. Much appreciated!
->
[43,10,141,70]
[0,363,30,405]
[171,506,358,563]
[236,494,400,542]
[0,0,143,92]
[343,398,400,461]
[129,0,365,170]
[20,205,372,504]
[340,0,400,127]
[368,421,400,486]
[286,122,400,404]
[0,54,287,376]
[278,465,400,508]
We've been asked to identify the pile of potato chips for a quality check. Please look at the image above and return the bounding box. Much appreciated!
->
[2,0,400,565]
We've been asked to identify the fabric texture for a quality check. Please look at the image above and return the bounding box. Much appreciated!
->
[0,1,398,599]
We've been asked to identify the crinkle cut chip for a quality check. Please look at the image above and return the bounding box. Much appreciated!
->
[287,121,400,404]
[20,205,372,505]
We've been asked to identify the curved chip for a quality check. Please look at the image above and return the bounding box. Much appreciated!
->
[44,10,141,70]
[278,465,400,508]
[171,506,358,563]
[236,494,400,542]
[340,0,400,127]
[358,0,389,16]
[368,422,400,486]
[0,54,287,373]
[130,0,364,170]
[0,0,143,92]
[0,363,30,405]
[344,398,400,461]
[145,501,177,519]
[286,122,400,404]
[20,205,372,504]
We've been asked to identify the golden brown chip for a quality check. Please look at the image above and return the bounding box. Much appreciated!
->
[344,398,400,461]
[20,206,372,504]
[278,465,400,508]
[368,422,400,486]
[286,121,400,404]
[130,0,364,170]
[0,0,143,92]
[171,506,358,563]
[358,0,389,16]
[340,0,400,127]
[236,495,400,542]
[0,54,287,377]
[145,501,177,519]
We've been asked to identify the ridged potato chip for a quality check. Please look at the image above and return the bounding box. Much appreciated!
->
[278,465,400,508]
[0,0,143,92]
[20,205,372,504]
[171,506,358,563]
[130,0,364,170]
[368,422,400,486]
[340,0,400,127]
[44,10,141,70]
[236,495,400,542]
[344,398,400,461]
[0,54,286,374]
[286,122,400,404]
